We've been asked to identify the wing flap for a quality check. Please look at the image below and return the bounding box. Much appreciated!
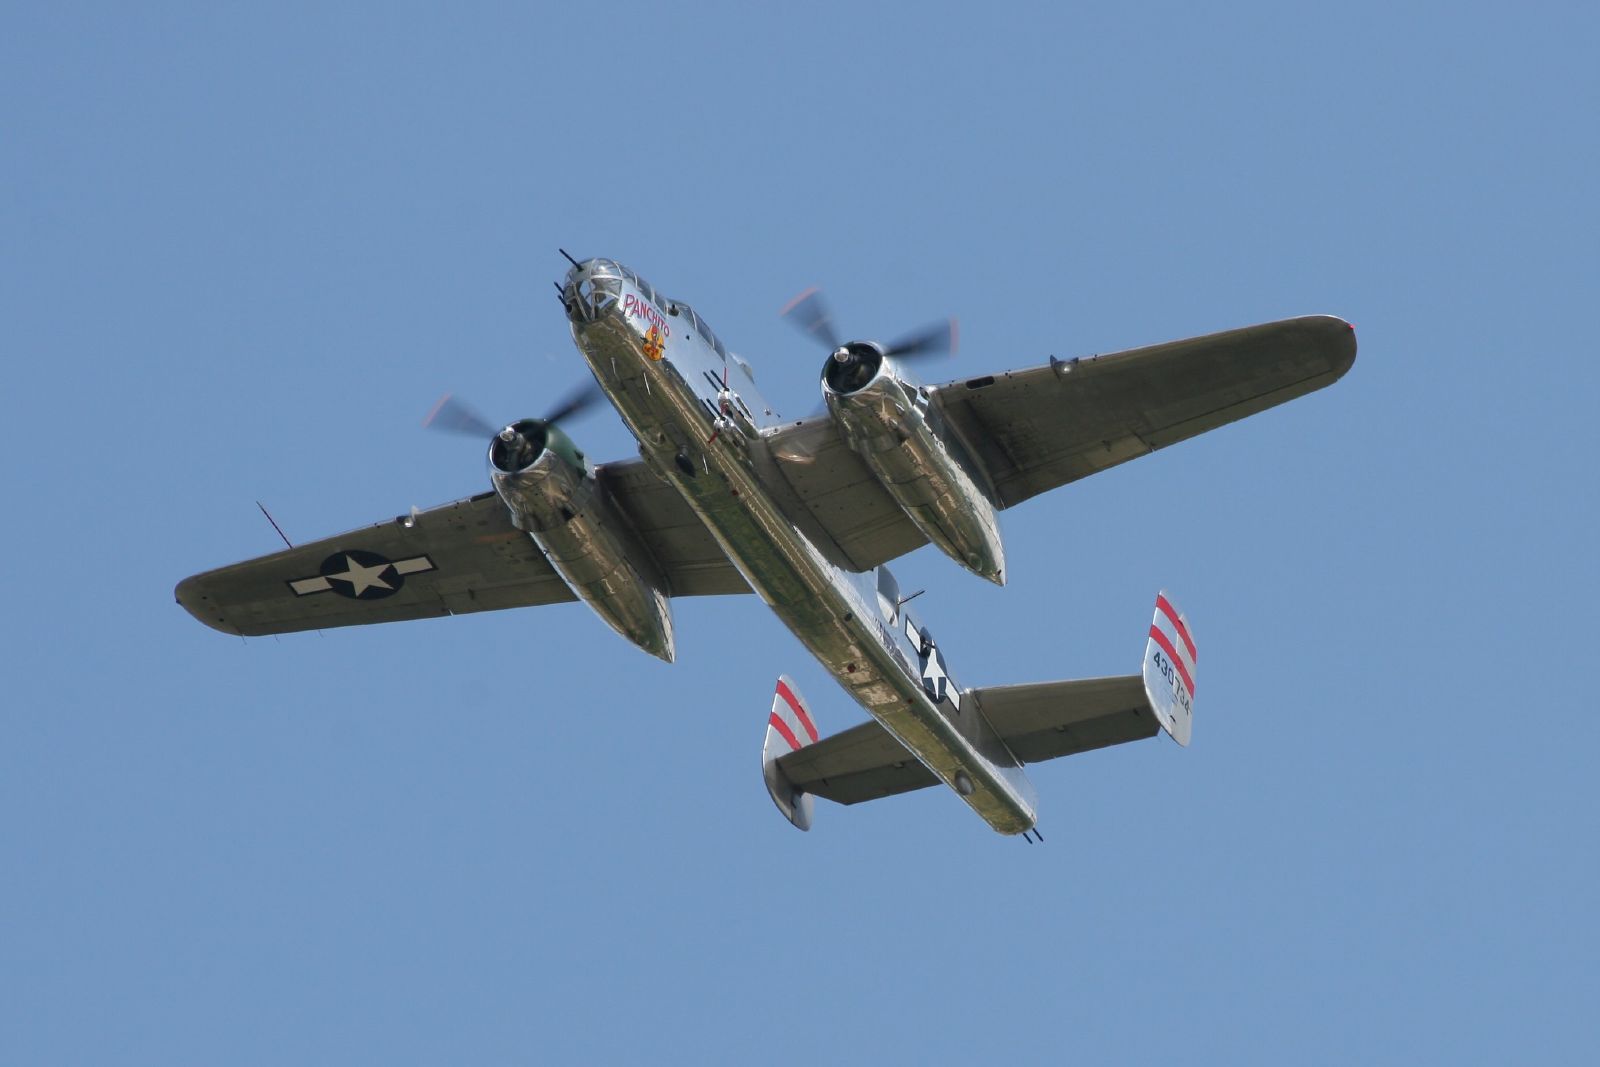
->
[598,459,750,596]
[762,416,928,572]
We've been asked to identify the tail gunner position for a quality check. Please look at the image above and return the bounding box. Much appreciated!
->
[177,253,1356,836]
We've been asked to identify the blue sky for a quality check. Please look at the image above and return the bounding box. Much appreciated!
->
[4,2,1597,1063]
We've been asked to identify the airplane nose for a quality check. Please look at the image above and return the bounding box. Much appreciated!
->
[561,259,621,324]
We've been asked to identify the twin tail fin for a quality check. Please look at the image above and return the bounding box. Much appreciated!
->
[761,674,820,831]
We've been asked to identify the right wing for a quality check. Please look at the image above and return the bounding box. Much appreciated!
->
[598,458,751,598]
[177,458,746,637]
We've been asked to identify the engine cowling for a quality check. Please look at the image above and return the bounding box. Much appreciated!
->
[490,419,675,661]
[822,344,1005,584]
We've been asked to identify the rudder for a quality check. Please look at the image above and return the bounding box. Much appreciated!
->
[762,675,819,831]
[1142,590,1196,746]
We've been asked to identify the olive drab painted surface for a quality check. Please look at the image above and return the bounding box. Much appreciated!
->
[179,255,1354,836]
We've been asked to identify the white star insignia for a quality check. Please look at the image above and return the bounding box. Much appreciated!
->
[324,554,394,596]
[921,647,949,698]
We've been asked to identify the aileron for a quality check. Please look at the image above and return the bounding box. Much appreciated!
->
[932,315,1357,508]
[181,254,1347,836]
[179,460,748,638]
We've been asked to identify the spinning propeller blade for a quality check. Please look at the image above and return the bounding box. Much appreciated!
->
[781,286,957,363]
[886,318,959,361]
[424,381,604,441]
[540,381,603,426]
[779,287,841,351]
[422,393,498,437]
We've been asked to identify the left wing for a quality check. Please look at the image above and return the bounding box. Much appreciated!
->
[760,415,927,572]
[764,315,1356,569]
[929,314,1357,508]
[178,460,747,637]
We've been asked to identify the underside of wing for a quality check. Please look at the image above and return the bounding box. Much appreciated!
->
[598,458,751,597]
[760,415,928,572]
[178,460,748,637]
[177,493,575,636]
[931,315,1357,508]
[757,316,1353,572]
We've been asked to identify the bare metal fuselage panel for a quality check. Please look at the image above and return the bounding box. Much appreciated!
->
[564,259,1037,833]
[176,254,1355,837]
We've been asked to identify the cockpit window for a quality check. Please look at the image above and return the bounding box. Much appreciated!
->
[568,266,621,322]
[673,301,727,355]
[637,279,660,308]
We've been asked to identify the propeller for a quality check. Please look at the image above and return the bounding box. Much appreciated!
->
[422,381,603,438]
[779,287,959,363]
[423,381,604,472]
[422,393,497,438]
[882,318,959,361]
[536,380,603,426]
[778,287,841,351]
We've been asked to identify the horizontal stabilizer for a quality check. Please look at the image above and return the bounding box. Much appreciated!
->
[760,593,1197,826]
[964,675,1159,762]
[774,719,938,806]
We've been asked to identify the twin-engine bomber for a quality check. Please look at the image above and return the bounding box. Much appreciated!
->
[177,256,1356,837]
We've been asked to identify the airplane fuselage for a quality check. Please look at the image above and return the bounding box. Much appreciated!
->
[562,259,1037,834]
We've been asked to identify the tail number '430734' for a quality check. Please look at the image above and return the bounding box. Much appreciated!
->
[1150,648,1193,713]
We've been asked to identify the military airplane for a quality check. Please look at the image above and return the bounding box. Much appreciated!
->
[177,254,1355,836]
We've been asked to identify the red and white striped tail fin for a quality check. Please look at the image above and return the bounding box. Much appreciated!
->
[762,674,819,831]
[1142,590,1196,746]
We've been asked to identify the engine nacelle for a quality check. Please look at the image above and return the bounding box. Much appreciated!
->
[822,344,1005,584]
[490,419,675,661]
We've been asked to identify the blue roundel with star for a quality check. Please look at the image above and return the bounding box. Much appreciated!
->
[319,550,403,599]
[919,643,953,704]
[287,550,436,600]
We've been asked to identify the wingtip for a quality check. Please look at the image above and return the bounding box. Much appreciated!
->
[1330,316,1358,378]
[174,574,244,636]
[1299,314,1358,380]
